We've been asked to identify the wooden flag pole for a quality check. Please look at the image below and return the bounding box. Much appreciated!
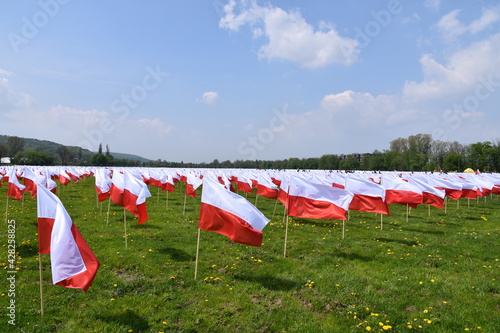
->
[106,198,111,226]
[272,199,278,220]
[342,220,345,239]
[254,193,259,207]
[406,204,409,223]
[283,214,289,258]
[194,228,201,279]
[444,197,448,214]
[183,193,187,215]
[157,187,160,204]
[428,204,431,217]
[5,195,9,223]
[123,208,128,249]
[380,213,383,231]
[39,254,44,317]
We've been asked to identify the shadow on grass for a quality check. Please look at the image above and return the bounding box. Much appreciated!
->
[158,247,195,262]
[16,243,39,258]
[234,274,301,291]
[131,223,161,230]
[97,309,149,331]
[375,237,419,246]
[402,228,445,235]
[329,251,373,262]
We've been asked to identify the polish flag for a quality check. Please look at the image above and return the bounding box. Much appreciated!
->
[382,175,423,208]
[256,173,279,199]
[6,168,25,201]
[408,177,446,209]
[95,168,112,202]
[110,170,125,206]
[277,174,291,207]
[21,167,39,198]
[59,169,72,186]
[123,171,151,224]
[345,175,389,215]
[235,174,253,194]
[185,173,202,198]
[426,175,462,200]
[287,176,354,220]
[199,178,270,247]
[37,184,99,291]
[162,171,176,193]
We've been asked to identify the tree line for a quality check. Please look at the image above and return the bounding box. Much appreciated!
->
[2,134,499,172]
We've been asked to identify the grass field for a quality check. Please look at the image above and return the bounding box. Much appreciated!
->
[2,176,499,332]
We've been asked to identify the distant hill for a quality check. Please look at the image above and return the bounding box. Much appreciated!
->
[111,152,151,163]
[0,135,150,162]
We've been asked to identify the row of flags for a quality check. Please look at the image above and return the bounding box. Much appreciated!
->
[2,166,500,292]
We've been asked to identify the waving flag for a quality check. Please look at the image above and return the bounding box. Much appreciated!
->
[94,168,112,202]
[345,175,389,215]
[123,171,151,224]
[6,168,25,201]
[199,178,270,247]
[382,175,423,208]
[287,176,354,220]
[37,184,99,291]
[256,173,279,199]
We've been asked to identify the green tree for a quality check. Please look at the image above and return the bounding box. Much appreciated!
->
[58,146,75,165]
[0,144,9,163]
[318,154,340,170]
[7,136,26,156]
[15,149,56,165]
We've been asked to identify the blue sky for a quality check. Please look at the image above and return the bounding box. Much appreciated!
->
[1,0,499,163]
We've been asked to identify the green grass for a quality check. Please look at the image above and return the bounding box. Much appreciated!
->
[1,177,499,332]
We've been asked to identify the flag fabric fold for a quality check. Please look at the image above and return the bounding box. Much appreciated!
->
[123,171,151,224]
[345,176,389,215]
[199,178,270,247]
[37,184,99,291]
[287,176,354,220]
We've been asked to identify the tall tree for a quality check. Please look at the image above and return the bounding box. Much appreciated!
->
[7,136,26,156]
[58,146,75,165]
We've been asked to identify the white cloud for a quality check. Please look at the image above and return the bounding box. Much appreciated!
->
[137,118,173,135]
[437,6,500,40]
[0,74,34,110]
[197,91,219,105]
[0,69,13,76]
[424,0,441,12]
[403,33,500,100]
[219,0,359,68]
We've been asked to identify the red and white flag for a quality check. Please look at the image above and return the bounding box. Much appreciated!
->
[185,173,202,198]
[123,171,151,224]
[199,178,270,247]
[37,184,99,291]
[21,167,38,198]
[382,175,423,208]
[345,175,389,215]
[235,173,253,194]
[59,169,72,186]
[425,175,462,200]
[94,168,112,202]
[408,177,445,209]
[256,173,279,199]
[287,176,354,220]
[6,168,25,201]
[110,170,125,206]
